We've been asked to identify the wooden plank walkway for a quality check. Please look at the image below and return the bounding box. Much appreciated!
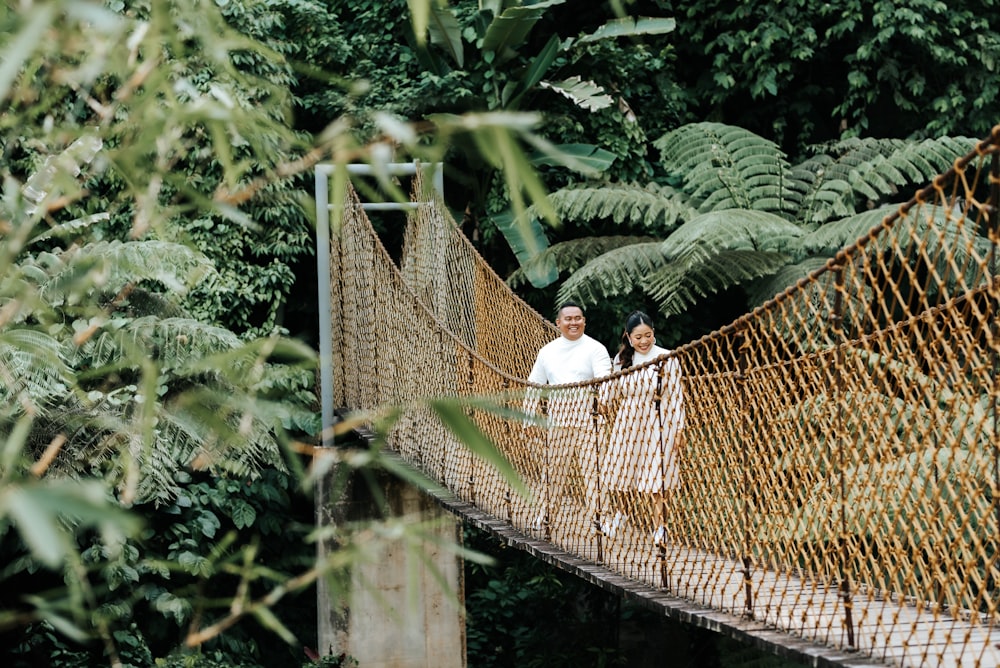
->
[405,470,1000,668]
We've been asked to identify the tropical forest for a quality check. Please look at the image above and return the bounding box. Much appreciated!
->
[1,1,998,667]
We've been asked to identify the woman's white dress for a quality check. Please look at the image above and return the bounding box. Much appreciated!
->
[603,346,685,493]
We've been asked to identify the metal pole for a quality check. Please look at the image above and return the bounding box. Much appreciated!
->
[315,164,335,448]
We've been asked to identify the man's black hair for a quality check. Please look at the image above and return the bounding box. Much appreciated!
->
[555,301,584,318]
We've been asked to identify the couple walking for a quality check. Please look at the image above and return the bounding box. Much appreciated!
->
[526,302,684,545]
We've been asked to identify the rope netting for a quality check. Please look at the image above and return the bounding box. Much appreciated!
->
[397,166,558,377]
[326,129,1000,667]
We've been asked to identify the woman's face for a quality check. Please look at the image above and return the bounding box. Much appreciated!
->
[628,323,655,355]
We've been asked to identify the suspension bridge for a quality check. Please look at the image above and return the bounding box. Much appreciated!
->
[316,128,1000,667]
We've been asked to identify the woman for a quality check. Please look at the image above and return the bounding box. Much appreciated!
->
[601,311,684,546]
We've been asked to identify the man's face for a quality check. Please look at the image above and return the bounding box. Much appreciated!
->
[556,306,586,341]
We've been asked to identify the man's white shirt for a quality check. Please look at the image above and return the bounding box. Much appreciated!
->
[528,334,612,385]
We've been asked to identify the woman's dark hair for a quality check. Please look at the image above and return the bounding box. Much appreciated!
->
[616,310,655,369]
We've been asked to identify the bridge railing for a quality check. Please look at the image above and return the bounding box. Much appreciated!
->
[326,127,1000,666]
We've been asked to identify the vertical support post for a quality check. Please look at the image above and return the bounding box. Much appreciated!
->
[989,150,1000,554]
[592,388,603,565]
[735,333,754,619]
[466,351,476,504]
[653,360,670,590]
[831,264,855,649]
[542,395,552,541]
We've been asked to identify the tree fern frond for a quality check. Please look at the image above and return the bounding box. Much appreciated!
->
[795,206,897,256]
[653,122,799,217]
[36,241,215,303]
[849,137,976,202]
[21,134,103,217]
[796,136,976,223]
[507,235,657,288]
[745,256,833,309]
[790,158,858,223]
[0,328,72,410]
[56,386,284,505]
[166,388,283,472]
[545,182,697,233]
[28,213,111,246]
[182,336,317,391]
[798,203,990,297]
[757,265,871,352]
[660,209,806,266]
[79,317,243,372]
[555,241,670,305]
[890,204,992,299]
[124,287,190,319]
[646,249,790,317]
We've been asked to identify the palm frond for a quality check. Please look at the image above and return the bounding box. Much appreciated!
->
[508,235,657,288]
[555,241,670,304]
[645,249,789,317]
[653,122,800,217]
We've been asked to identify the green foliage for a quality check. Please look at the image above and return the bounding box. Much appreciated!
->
[545,183,696,233]
[508,236,662,290]
[0,1,321,660]
[659,0,1000,150]
[535,122,977,321]
[5,469,319,668]
[4,0,315,339]
[464,526,628,668]
[291,0,678,270]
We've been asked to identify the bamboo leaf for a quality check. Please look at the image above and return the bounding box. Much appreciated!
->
[252,605,297,644]
[430,399,528,499]
[406,0,431,46]
[0,4,55,104]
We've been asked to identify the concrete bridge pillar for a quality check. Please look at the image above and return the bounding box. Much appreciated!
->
[317,468,467,668]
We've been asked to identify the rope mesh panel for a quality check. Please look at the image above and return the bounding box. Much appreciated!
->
[327,127,1000,667]
[399,166,558,377]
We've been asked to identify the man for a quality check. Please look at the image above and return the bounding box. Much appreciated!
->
[528,302,612,384]
[524,302,611,536]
